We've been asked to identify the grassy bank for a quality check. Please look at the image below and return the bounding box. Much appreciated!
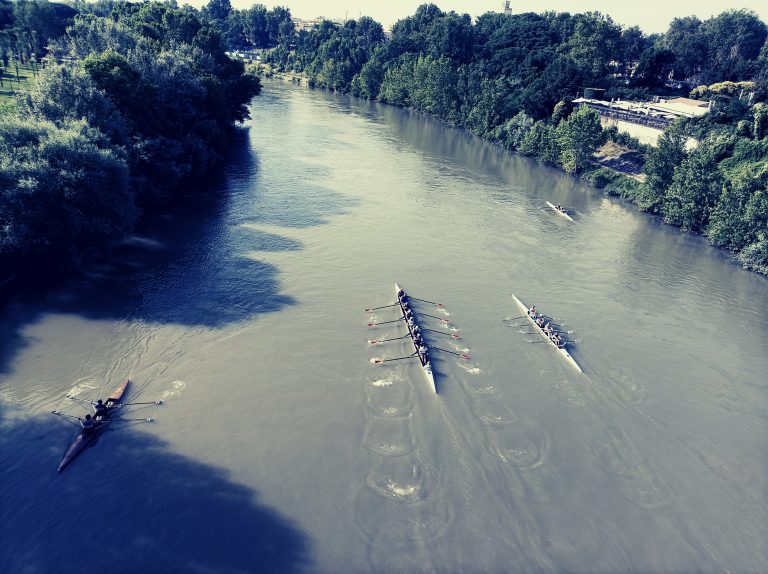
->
[0,60,41,110]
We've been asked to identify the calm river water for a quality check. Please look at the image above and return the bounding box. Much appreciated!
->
[1,81,766,574]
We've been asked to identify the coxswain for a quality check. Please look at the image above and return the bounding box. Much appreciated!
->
[398,290,408,304]
[92,399,108,419]
[79,414,96,436]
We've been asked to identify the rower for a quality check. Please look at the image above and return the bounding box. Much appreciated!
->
[79,414,96,436]
[417,344,429,360]
[543,322,552,334]
[92,399,108,419]
[556,203,562,211]
[398,291,408,304]
[536,316,546,327]
[407,317,416,328]
[412,324,421,336]
[528,305,537,317]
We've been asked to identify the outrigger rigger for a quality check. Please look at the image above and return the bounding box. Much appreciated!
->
[367,283,469,394]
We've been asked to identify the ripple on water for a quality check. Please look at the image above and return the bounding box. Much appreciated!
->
[366,374,413,417]
[363,415,415,456]
[158,380,186,400]
[484,420,549,469]
[365,453,440,504]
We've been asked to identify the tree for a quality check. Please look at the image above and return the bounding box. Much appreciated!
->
[0,117,134,264]
[204,0,232,23]
[556,106,606,173]
[519,120,561,165]
[699,9,767,83]
[641,126,687,213]
[708,164,768,250]
[495,111,534,150]
[664,16,705,80]
[663,141,724,232]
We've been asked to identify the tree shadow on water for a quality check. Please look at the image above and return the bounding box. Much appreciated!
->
[0,126,355,373]
[0,412,310,574]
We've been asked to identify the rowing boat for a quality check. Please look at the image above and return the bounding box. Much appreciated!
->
[546,201,574,221]
[58,379,129,472]
[511,295,582,373]
[395,282,437,393]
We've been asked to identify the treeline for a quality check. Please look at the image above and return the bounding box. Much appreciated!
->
[247,3,767,273]
[0,1,260,273]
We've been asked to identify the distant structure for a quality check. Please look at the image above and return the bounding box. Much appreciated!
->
[574,93,710,146]
[502,1,512,15]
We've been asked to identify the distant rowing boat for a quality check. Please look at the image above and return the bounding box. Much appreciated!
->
[546,201,574,221]
[58,379,129,472]
[395,282,437,393]
[511,294,582,373]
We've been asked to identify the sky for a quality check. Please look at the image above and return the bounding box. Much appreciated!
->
[183,0,768,34]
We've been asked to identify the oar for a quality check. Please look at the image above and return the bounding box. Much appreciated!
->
[118,400,163,406]
[365,303,398,312]
[503,315,526,321]
[429,347,470,359]
[52,410,80,420]
[66,395,91,405]
[118,417,155,422]
[414,311,450,323]
[368,317,404,327]
[420,327,460,339]
[409,297,444,309]
[368,334,409,345]
[370,355,418,364]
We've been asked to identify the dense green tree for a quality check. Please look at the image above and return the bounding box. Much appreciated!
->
[699,10,767,83]
[640,127,688,213]
[17,62,126,141]
[495,111,534,150]
[556,106,605,173]
[519,120,561,165]
[708,164,768,250]
[663,141,724,232]
[663,16,705,80]
[0,117,134,264]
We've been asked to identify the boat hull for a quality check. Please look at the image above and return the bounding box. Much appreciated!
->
[395,282,437,393]
[546,201,574,221]
[58,379,130,472]
[512,295,582,373]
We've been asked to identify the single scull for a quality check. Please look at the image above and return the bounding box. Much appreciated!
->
[546,201,574,221]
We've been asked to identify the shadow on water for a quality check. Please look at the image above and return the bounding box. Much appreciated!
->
[0,408,310,574]
[0,126,355,374]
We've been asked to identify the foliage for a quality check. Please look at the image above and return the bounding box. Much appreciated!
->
[0,116,134,265]
[555,106,606,173]
[663,140,724,232]
[640,126,688,213]
[1,0,261,277]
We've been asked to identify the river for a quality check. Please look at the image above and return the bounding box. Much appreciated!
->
[1,80,766,574]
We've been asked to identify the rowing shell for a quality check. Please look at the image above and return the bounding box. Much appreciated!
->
[395,282,437,393]
[511,294,582,373]
[546,201,574,221]
[58,379,129,472]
